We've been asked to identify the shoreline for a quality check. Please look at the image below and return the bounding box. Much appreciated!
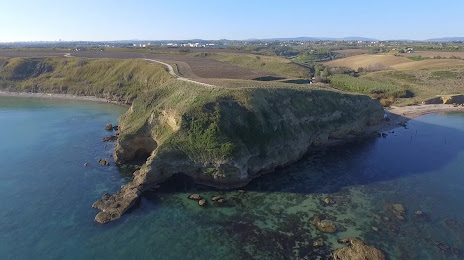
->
[0,91,126,105]
[368,103,464,134]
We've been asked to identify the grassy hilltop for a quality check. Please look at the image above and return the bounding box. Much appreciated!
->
[0,57,172,103]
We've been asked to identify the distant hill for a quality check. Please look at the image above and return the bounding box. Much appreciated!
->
[246,36,379,42]
[426,37,464,42]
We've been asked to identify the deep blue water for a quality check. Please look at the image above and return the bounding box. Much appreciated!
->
[1,96,464,259]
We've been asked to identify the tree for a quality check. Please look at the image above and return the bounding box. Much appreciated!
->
[322,67,329,78]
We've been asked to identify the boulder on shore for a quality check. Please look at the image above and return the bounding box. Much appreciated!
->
[333,238,386,260]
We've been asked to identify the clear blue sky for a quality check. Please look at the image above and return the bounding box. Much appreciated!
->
[0,0,462,42]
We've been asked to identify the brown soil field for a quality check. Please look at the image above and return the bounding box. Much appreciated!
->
[401,51,464,59]
[0,50,274,80]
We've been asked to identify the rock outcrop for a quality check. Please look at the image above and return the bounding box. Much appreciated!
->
[98,159,110,166]
[93,86,384,223]
[92,180,142,224]
[423,94,464,105]
[333,238,386,260]
[102,135,118,142]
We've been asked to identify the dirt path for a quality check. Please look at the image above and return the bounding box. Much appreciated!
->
[141,59,217,88]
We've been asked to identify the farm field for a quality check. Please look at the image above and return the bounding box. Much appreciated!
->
[332,49,368,55]
[323,54,412,70]
[401,51,464,59]
[188,52,309,78]
[324,53,464,71]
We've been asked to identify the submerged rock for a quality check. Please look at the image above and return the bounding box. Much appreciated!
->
[101,135,118,142]
[415,210,423,216]
[317,220,337,233]
[313,214,338,233]
[188,194,202,200]
[211,196,222,201]
[198,199,206,206]
[313,238,324,248]
[333,238,386,260]
[384,203,406,220]
[324,197,335,205]
[105,124,113,131]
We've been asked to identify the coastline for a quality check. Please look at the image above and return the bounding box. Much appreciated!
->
[0,91,126,105]
[367,103,464,134]
[388,104,464,119]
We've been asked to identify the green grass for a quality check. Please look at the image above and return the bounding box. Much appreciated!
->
[0,57,174,103]
[329,74,412,98]
[330,66,464,106]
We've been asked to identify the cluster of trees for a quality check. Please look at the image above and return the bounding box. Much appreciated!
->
[367,47,390,54]
[312,65,358,83]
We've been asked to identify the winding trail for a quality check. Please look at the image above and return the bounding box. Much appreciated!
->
[64,53,216,88]
[141,59,216,88]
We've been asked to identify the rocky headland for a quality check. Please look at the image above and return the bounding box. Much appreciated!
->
[97,85,385,223]
[0,56,391,224]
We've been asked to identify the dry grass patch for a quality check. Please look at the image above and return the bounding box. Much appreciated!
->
[392,59,464,70]
[324,54,411,70]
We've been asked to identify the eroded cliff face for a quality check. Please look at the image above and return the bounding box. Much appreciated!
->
[93,87,384,223]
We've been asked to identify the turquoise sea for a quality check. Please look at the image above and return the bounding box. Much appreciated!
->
[1,96,463,259]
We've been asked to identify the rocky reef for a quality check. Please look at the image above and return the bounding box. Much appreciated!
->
[94,84,384,223]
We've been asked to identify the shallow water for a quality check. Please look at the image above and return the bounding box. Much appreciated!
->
[1,97,463,259]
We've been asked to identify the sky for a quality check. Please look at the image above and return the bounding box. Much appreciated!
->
[0,0,463,42]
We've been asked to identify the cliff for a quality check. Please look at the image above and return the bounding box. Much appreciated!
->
[95,82,384,223]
